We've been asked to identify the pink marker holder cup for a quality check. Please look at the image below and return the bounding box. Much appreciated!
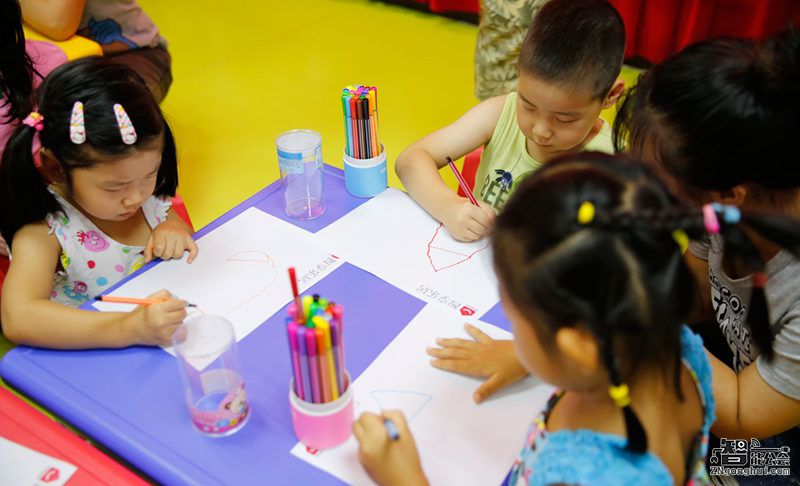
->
[289,374,353,449]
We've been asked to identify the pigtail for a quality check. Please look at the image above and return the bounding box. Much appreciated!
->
[599,337,647,453]
[0,0,36,124]
[155,120,178,197]
[0,124,61,248]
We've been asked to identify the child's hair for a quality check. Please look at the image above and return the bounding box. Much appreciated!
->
[518,0,626,100]
[0,56,178,247]
[493,152,800,452]
[613,28,800,200]
[0,0,37,124]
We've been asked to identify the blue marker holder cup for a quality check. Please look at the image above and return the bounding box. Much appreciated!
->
[343,145,388,198]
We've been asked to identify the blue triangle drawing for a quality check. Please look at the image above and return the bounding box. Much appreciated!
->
[370,390,433,422]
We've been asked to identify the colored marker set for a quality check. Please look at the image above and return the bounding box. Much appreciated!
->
[342,85,380,159]
[285,295,346,404]
[341,84,388,198]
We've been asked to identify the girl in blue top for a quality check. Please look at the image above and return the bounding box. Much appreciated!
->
[355,152,725,485]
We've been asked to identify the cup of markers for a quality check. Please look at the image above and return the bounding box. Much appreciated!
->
[285,291,353,449]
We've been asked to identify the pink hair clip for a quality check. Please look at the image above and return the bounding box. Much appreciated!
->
[69,101,86,144]
[113,103,137,145]
[702,204,720,234]
[22,112,44,132]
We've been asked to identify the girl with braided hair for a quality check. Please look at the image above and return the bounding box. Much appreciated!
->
[356,152,774,484]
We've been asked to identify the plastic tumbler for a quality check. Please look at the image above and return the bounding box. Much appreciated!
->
[276,129,326,220]
[173,315,250,437]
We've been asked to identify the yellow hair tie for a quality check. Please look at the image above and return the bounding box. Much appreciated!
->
[609,383,631,408]
[577,201,595,225]
[672,230,689,254]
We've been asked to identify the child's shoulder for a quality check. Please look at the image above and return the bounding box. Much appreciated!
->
[12,220,61,253]
[530,430,672,484]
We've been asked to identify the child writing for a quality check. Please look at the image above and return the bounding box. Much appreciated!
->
[1,0,68,257]
[395,0,626,242]
[0,56,197,349]
[614,29,800,479]
[356,153,717,484]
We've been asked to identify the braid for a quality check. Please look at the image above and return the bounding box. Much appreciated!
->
[599,337,648,453]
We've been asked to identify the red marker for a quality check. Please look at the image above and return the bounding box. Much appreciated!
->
[447,157,479,206]
[288,267,305,324]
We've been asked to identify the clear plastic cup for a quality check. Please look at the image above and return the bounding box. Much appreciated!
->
[276,129,326,220]
[173,315,250,437]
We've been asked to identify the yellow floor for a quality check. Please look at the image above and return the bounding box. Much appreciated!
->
[139,0,640,229]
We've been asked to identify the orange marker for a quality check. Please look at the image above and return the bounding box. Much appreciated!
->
[94,295,196,307]
[316,328,332,402]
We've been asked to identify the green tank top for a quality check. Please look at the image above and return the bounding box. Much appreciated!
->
[472,92,614,211]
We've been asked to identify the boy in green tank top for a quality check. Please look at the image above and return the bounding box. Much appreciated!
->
[396,0,626,242]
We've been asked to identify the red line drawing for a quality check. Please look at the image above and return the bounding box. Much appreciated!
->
[426,223,489,272]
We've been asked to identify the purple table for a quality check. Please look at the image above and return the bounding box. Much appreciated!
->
[1,166,508,485]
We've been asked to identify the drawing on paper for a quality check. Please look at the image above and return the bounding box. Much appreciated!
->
[190,250,277,317]
[370,390,433,422]
[426,223,489,272]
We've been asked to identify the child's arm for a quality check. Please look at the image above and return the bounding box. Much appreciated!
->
[427,323,528,403]
[353,411,428,486]
[1,222,187,349]
[708,351,800,439]
[395,96,506,242]
[20,0,86,41]
[145,207,198,264]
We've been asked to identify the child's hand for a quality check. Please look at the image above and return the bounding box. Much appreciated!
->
[145,219,198,264]
[427,323,528,403]
[441,199,495,242]
[353,411,428,486]
[126,290,188,346]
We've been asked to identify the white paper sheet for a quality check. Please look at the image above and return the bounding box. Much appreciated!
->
[291,305,554,486]
[95,208,343,353]
[0,437,78,486]
[315,188,499,318]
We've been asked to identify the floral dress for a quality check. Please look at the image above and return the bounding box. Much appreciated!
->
[503,327,715,485]
[46,189,172,306]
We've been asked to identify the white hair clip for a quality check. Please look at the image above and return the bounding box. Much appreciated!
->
[113,103,137,145]
[69,101,86,144]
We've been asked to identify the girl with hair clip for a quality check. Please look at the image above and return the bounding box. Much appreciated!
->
[0,0,68,256]
[0,56,197,349]
[356,153,719,485]
[614,28,800,481]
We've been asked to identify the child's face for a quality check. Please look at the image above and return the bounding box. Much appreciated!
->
[516,72,608,161]
[68,141,163,222]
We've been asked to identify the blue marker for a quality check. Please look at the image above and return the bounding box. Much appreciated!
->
[384,418,400,441]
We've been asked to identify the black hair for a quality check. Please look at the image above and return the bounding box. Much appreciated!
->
[613,28,800,197]
[518,0,626,100]
[0,56,178,248]
[0,0,38,124]
[494,151,800,453]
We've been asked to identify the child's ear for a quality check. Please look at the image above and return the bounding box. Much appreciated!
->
[554,326,600,374]
[601,78,626,110]
[38,148,66,184]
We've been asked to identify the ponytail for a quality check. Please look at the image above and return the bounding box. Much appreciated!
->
[0,0,36,124]
[0,123,61,248]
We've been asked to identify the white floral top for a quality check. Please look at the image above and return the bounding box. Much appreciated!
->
[45,189,172,306]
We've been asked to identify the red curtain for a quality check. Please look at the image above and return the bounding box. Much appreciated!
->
[404,0,800,64]
[610,0,800,63]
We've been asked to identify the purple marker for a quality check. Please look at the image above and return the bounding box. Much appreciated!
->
[306,330,321,403]
[329,319,344,393]
[332,304,345,389]
[287,320,303,400]
[297,325,312,401]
